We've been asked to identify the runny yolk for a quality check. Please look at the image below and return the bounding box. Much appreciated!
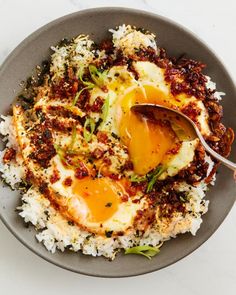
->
[73,177,123,222]
[118,86,176,175]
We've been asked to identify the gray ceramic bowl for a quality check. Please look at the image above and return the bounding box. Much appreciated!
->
[0,7,235,278]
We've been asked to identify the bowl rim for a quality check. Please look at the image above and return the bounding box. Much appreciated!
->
[0,6,235,278]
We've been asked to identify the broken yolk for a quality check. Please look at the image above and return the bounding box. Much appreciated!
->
[118,86,176,175]
[73,177,123,222]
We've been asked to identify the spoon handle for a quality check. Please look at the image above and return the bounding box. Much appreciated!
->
[197,130,236,171]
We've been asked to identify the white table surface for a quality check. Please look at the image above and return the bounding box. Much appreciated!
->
[0,1,235,294]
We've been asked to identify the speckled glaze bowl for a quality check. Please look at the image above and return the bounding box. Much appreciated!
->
[0,7,235,277]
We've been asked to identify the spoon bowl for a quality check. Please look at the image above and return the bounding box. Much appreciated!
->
[131,103,236,172]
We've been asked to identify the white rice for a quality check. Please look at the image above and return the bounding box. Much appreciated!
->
[0,115,25,187]
[205,154,216,185]
[205,75,225,101]
[109,24,157,55]
[50,35,95,80]
[0,115,18,148]
[0,152,25,187]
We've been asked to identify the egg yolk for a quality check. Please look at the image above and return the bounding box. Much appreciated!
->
[118,86,177,175]
[144,85,190,108]
[73,177,124,222]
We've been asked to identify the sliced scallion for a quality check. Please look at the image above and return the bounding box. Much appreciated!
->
[54,144,68,165]
[146,165,166,193]
[83,117,95,142]
[72,85,93,106]
[78,67,95,88]
[125,244,163,260]
[89,65,108,88]
[68,125,77,150]
[130,174,147,183]
[99,95,110,129]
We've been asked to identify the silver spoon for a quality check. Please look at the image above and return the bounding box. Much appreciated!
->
[131,103,236,172]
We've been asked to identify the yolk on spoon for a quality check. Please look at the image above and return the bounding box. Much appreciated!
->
[118,86,177,175]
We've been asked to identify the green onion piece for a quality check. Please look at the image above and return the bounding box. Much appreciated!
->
[72,84,93,106]
[73,66,106,106]
[68,125,77,150]
[78,67,95,88]
[130,174,147,183]
[54,144,63,157]
[125,244,162,260]
[83,117,95,142]
[146,165,166,193]
[89,65,108,88]
[54,144,67,163]
[72,88,85,106]
[54,144,82,168]
[179,196,186,202]
[100,95,110,128]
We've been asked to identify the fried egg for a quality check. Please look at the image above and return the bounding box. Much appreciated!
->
[99,61,207,176]
[13,105,144,236]
[48,156,144,234]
